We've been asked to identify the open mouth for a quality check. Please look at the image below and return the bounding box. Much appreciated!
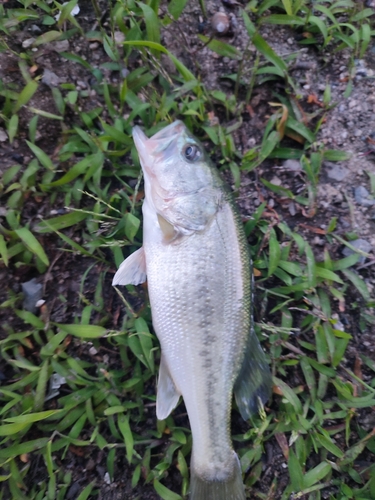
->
[133,121,185,173]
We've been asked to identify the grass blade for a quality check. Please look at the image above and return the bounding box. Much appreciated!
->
[13,81,38,113]
[14,227,49,266]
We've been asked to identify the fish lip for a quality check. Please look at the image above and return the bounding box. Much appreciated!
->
[133,121,185,176]
[133,120,185,164]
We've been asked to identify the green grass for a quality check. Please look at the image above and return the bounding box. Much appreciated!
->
[1,0,375,499]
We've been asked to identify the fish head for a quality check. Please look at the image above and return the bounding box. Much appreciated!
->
[133,121,219,200]
[133,121,223,234]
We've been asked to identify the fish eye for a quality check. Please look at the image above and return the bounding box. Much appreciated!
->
[184,144,201,162]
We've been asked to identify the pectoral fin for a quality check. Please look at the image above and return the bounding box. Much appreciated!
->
[157,213,177,242]
[234,326,272,420]
[156,355,180,420]
[112,247,147,286]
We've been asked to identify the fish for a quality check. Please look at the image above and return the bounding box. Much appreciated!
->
[113,120,272,500]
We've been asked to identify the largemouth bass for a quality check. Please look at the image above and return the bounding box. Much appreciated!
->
[113,121,272,500]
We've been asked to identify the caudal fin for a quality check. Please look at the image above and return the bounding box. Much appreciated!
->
[190,454,245,500]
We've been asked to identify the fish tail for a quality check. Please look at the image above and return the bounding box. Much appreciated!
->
[190,453,246,500]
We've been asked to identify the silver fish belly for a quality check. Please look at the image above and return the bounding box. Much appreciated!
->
[113,121,272,500]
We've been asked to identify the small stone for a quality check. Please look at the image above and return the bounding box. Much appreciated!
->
[0,128,8,142]
[341,131,348,140]
[22,38,35,49]
[76,80,86,89]
[270,176,282,186]
[89,42,99,50]
[318,184,343,207]
[354,186,375,207]
[51,40,69,52]
[283,159,301,171]
[331,313,345,331]
[211,12,230,35]
[326,163,349,182]
[22,278,43,314]
[42,68,60,87]
[288,201,296,216]
[342,239,372,264]
[114,31,125,45]
[89,346,98,356]
[30,24,42,34]
[313,236,324,246]
[50,373,66,390]
[246,137,256,149]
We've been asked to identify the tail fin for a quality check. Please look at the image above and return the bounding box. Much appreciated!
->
[190,453,245,500]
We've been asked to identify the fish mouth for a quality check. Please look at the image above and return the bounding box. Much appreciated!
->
[133,121,185,174]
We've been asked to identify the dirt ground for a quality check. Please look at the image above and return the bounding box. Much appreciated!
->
[1,0,375,498]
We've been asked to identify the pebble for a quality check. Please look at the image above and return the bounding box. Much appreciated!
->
[51,40,69,52]
[283,159,301,171]
[42,68,60,87]
[326,163,349,182]
[288,201,296,216]
[246,137,256,148]
[76,80,87,89]
[114,31,125,45]
[313,236,324,246]
[22,278,43,314]
[22,38,35,49]
[342,239,372,264]
[89,42,99,50]
[0,128,8,142]
[354,186,375,206]
[270,176,282,186]
[341,131,348,140]
[30,25,42,34]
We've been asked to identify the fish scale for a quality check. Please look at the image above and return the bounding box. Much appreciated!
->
[113,121,272,500]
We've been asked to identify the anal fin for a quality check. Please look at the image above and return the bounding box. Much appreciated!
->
[156,355,180,420]
[112,247,147,286]
[234,325,272,420]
